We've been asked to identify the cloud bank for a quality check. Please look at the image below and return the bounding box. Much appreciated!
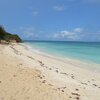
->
[52,28,100,41]
[20,27,100,41]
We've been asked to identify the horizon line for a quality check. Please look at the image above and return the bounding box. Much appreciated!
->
[23,40,100,43]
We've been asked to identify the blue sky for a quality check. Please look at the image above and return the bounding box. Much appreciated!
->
[0,0,100,41]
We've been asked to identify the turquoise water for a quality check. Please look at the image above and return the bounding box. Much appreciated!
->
[25,41,100,64]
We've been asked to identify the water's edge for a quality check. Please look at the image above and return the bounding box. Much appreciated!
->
[21,42,100,72]
[24,41,100,64]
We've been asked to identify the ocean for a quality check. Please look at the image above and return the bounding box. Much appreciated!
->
[24,41,100,64]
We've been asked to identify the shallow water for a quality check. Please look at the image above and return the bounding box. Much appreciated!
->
[25,41,100,64]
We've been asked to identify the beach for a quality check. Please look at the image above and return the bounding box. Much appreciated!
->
[0,43,100,100]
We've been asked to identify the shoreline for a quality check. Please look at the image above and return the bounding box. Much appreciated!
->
[24,42,100,65]
[22,43,100,72]
[0,43,100,100]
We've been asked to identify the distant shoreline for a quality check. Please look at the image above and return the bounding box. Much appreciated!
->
[23,40,100,43]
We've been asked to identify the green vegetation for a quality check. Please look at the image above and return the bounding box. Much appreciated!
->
[0,26,22,43]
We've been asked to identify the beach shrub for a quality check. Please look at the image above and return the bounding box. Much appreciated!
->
[0,26,22,42]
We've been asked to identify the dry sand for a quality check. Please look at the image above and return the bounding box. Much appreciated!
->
[0,43,100,100]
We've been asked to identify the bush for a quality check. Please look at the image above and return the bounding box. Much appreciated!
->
[0,26,22,42]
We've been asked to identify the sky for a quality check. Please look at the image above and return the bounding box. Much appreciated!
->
[0,0,100,41]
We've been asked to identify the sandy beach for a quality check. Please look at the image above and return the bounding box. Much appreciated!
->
[0,43,100,100]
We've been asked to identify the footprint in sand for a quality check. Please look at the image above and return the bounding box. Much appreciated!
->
[37,75,43,79]
[61,90,64,92]
[55,70,59,73]
[0,81,2,83]
[71,75,75,79]
[93,84,97,87]
[71,92,80,100]
[38,60,45,66]
[71,92,80,96]
[13,75,17,77]
[81,82,88,85]
[48,83,53,86]
[19,63,23,66]
[87,81,90,83]
[75,97,80,100]
[27,56,35,60]
[57,88,60,90]
[60,72,68,76]
[57,87,67,93]
[69,96,72,98]
[98,87,100,89]
[75,89,79,91]
[42,80,46,83]
[49,68,52,70]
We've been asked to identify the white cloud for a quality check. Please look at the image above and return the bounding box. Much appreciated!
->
[53,5,65,11]
[32,11,39,16]
[74,28,83,33]
[53,28,83,40]
[19,26,100,41]
[52,28,100,41]
[60,31,75,38]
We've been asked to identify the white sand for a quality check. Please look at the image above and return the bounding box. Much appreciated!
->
[0,43,100,100]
